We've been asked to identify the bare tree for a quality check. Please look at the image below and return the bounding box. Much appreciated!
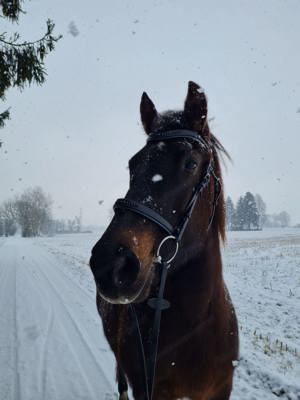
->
[0,199,18,236]
[225,196,235,231]
[255,194,267,228]
[0,210,3,236]
[16,187,52,237]
[275,211,290,228]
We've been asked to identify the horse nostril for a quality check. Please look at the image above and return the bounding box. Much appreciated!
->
[112,247,140,289]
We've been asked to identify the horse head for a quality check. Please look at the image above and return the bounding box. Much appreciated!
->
[89,81,225,305]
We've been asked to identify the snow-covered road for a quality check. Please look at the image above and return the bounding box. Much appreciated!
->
[0,230,300,400]
[0,237,117,400]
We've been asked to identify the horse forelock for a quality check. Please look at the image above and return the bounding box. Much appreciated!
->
[151,110,189,133]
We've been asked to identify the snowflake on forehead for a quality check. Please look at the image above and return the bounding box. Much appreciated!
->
[152,174,163,183]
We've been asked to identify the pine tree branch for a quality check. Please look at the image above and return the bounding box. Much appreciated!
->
[0,19,62,101]
[0,109,10,128]
[0,20,62,47]
[0,32,50,47]
[0,2,61,130]
[0,0,24,22]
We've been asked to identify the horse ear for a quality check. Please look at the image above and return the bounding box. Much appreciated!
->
[140,92,158,134]
[184,81,209,136]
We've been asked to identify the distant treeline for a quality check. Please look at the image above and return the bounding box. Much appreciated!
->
[0,186,82,237]
[1,187,293,237]
[226,192,291,231]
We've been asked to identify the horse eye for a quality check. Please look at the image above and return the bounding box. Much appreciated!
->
[185,159,198,171]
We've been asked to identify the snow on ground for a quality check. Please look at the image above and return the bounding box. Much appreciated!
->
[0,228,299,399]
[223,228,300,400]
[0,233,117,400]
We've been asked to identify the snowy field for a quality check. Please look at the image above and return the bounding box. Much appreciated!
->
[0,228,299,400]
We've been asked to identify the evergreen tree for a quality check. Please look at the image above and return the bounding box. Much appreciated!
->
[225,196,235,230]
[0,0,61,129]
[235,196,245,230]
[0,211,3,235]
[243,192,259,230]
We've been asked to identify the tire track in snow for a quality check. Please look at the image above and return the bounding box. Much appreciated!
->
[28,259,98,400]
[27,249,114,397]
[35,259,112,385]
[13,254,21,400]
[33,241,106,336]
[35,245,96,308]
[31,245,111,352]
[0,238,116,400]
[40,307,54,400]
[20,261,55,399]
[0,242,21,400]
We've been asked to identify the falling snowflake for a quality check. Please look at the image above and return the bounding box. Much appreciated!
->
[68,21,79,37]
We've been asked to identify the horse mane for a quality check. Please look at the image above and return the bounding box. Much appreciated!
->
[150,110,229,243]
[210,133,228,243]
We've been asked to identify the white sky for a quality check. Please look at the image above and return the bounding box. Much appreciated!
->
[1,0,300,226]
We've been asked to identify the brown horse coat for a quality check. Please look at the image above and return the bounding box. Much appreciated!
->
[90,81,239,400]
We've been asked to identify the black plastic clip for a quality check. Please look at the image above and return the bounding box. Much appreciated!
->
[147,297,170,310]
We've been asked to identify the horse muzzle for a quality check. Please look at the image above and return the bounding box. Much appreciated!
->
[90,245,151,304]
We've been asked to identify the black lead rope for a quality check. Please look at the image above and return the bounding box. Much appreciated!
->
[129,304,150,399]
[130,261,169,400]
[146,261,169,400]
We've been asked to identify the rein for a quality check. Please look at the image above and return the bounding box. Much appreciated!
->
[113,129,222,400]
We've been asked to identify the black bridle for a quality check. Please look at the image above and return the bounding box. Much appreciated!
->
[114,129,221,241]
[112,129,222,400]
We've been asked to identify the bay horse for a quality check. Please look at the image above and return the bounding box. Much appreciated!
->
[90,81,239,400]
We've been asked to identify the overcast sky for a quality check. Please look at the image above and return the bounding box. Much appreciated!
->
[1,0,300,226]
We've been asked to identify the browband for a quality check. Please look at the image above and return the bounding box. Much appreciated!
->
[147,129,209,149]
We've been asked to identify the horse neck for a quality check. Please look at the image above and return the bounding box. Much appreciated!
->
[161,227,231,360]
[178,224,222,278]
[169,221,224,317]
